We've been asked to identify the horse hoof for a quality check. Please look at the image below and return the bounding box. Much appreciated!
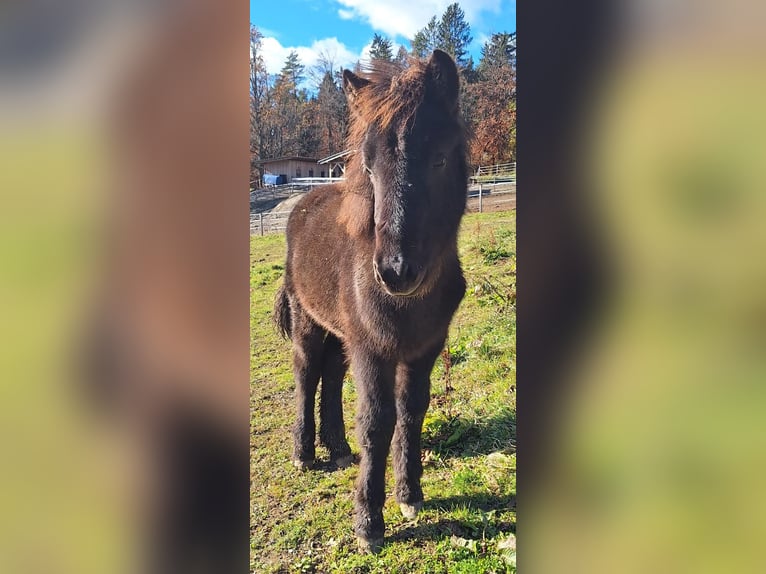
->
[357,537,384,554]
[399,501,423,520]
[292,459,314,471]
[333,454,354,469]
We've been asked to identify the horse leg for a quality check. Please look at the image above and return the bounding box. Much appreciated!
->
[392,343,444,519]
[290,303,325,470]
[319,334,353,468]
[350,350,396,553]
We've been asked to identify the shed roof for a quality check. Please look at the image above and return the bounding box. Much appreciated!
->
[317,149,354,164]
[255,156,318,166]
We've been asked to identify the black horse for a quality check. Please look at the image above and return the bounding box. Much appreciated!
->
[275,49,468,552]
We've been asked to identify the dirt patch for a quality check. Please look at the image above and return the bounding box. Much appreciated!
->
[270,194,305,213]
[466,192,516,213]
[250,189,302,214]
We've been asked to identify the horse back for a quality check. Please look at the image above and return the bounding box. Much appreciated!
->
[283,185,362,338]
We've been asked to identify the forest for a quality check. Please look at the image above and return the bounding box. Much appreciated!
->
[250,3,516,184]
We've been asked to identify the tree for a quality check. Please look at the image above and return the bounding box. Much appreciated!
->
[411,16,439,58]
[437,3,473,68]
[250,31,355,176]
[479,32,516,75]
[250,26,268,102]
[298,98,322,157]
[395,45,409,68]
[261,52,308,159]
[250,26,270,182]
[465,65,516,165]
[276,51,304,96]
[411,4,473,68]
[369,33,394,62]
[316,70,348,156]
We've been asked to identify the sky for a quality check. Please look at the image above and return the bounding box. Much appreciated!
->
[251,0,516,80]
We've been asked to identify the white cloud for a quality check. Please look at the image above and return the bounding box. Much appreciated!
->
[358,40,374,62]
[333,0,503,40]
[260,36,360,77]
[338,9,355,20]
[472,32,490,55]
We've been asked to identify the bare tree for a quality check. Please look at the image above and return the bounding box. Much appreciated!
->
[250,25,270,183]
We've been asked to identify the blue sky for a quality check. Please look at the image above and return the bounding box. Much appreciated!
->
[251,0,515,78]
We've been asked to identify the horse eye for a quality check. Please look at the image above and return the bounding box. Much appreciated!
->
[433,154,447,168]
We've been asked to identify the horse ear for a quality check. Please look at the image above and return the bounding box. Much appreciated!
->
[342,69,371,107]
[427,49,460,113]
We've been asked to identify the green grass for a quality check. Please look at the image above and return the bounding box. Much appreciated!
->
[251,211,516,573]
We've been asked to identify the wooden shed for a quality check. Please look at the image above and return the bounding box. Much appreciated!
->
[255,156,321,184]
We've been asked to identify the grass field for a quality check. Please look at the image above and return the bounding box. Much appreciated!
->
[251,211,516,573]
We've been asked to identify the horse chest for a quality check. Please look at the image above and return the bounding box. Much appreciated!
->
[335,259,465,359]
[355,294,452,358]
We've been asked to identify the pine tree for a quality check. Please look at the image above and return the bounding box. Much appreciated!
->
[411,4,473,68]
[479,32,516,75]
[411,16,439,58]
[266,51,307,158]
[437,3,473,68]
[276,51,304,96]
[369,33,394,62]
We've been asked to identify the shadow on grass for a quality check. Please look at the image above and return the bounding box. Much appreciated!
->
[306,410,515,473]
[309,453,361,473]
[422,410,516,458]
[387,494,516,544]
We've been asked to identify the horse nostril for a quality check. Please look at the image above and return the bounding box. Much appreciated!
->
[374,254,418,293]
[388,256,416,283]
[388,255,409,280]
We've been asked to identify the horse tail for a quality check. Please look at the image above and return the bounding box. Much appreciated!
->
[274,283,292,339]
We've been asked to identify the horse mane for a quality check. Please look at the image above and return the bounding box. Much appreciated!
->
[350,59,430,138]
[339,58,432,237]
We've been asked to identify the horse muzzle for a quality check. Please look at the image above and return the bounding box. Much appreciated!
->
[372,254,423,296]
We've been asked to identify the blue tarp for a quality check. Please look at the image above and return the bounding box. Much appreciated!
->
[263,173,287,186]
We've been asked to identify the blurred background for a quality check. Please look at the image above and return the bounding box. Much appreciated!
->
[0,0,249,572]
[520,0,766,572]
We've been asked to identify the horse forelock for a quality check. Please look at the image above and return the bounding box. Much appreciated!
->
[344,59,430,202]
[353,59,428,133]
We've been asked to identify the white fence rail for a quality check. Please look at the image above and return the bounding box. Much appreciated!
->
[291,177,344,186]
[475,162,516,177]
[251,182,515,236]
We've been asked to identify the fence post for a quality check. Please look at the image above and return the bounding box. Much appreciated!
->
[259,213,264,236]
[478,184,483,213]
